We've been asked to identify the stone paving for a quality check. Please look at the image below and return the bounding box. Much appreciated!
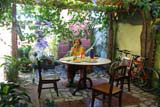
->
[19,64,159,107]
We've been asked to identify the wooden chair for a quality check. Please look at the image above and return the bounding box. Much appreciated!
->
[115,70,131,92]
[110,61,131,92]
[91,65,127,107]
[37,60,60,98]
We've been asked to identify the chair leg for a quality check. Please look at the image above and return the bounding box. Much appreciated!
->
[91,90,95,107]
[103,94,106,100]
[102,94,106,105]
[119,92,122,107]
[108,96,112,107]
[120,80,124,92]
[128,77,131,92]
[54,82,59,96]
[38,83,42,99]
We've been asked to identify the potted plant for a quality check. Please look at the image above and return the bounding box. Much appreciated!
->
[18,45,31,58]
[40,55,55,70]
[0,82,31,107]
[1,55,22,82]
[19,57,33,73]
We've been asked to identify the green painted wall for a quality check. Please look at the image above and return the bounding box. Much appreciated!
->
[116,23,142,56]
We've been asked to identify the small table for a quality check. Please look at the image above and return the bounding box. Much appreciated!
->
[59,56,111,95]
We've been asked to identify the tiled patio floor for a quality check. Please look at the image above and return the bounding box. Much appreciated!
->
[19,64,158,107]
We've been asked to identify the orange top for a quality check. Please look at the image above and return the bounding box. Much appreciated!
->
[71,46,85,56]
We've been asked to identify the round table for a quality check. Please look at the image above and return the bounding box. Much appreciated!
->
[59,56,111,95]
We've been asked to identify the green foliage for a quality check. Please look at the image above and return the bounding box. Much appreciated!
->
[16,3,108,44]
[0,82,31,107]
[18,45,31,58]
[19,57,33,73]
[0,0,160,27]
[0,0,159,47]
[0,0,114,43]
[122,0,160,18]
[0,0,13,26]
[17,46,33,73]
[14,0,159,44]
[1,56,22,82]
[22,0,119,12]
[136,0,152,11]
[150,1,160,18]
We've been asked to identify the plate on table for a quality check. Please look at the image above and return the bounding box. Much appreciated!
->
[82,59,97,63]
[64,59,72,62]
[88,60,97,63]
[73,59,81,63]
[61,59,71,62]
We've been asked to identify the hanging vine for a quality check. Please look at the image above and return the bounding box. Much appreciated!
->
[15,2,109,44]
[0,0,160,60]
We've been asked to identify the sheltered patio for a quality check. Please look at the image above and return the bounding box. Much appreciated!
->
[0,0,160,107]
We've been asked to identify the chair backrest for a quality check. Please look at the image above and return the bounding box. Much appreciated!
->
[109,65,127,94]
[37,60,42,81]
[108,61,120,75]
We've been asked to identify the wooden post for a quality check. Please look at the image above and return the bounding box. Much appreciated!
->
[11,3,18,57]
[107,12,114,60]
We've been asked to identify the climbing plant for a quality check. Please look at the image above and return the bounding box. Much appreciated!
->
[16,2,109,44]
[0,0,159,39]
[0,0,160,61]
[0,0,13,26]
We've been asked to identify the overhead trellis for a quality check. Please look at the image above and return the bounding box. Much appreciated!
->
[17,0,160,13]
[1,0,160,13]
[17,0,120,12]
[0,0,160,60]
[15,4,109,43]
[0,0,160,26]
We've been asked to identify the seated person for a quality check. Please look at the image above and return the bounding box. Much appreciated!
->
[70,39,85,57]
[67,38,85,87]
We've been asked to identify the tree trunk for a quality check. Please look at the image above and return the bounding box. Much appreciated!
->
[140,10,155,67]
[140,10,146,58]
[11,3,18,57]
[107,12,114,60]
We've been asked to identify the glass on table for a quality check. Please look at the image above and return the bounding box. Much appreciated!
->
[80,51,85,59]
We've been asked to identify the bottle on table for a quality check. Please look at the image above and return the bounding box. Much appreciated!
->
[90,48,94,59]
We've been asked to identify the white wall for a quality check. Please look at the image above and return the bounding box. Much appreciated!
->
[0,27,11,82]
